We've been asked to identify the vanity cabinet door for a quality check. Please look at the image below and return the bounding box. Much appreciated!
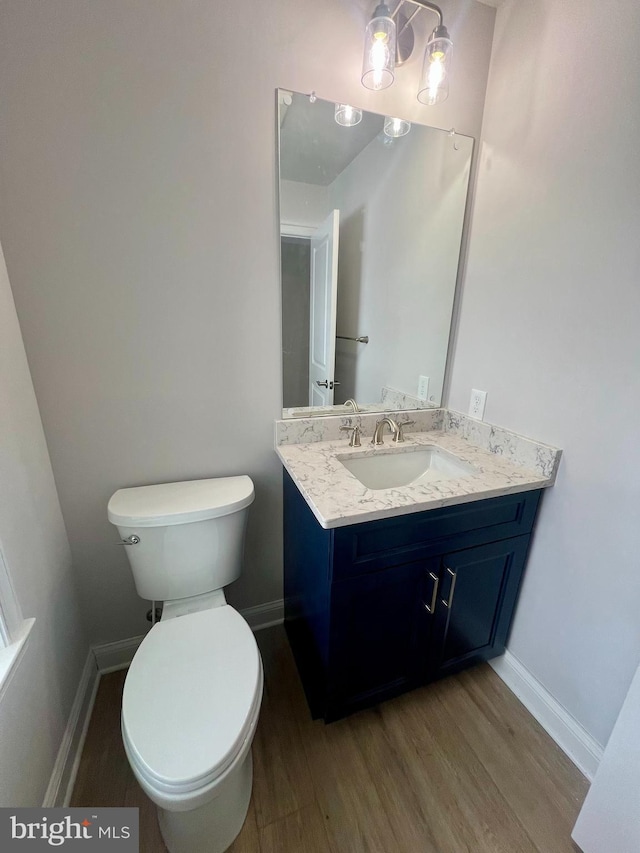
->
[327,559,439,720]
[430,536,531,678]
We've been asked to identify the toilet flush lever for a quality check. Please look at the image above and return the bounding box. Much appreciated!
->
[118,535,141,546]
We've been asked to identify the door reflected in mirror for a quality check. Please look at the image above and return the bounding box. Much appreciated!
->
[278,90,473,419]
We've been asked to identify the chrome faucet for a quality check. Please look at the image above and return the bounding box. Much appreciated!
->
[344,398,360,414]
[372,417,400,446]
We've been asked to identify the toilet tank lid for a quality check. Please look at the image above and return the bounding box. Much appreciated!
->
[107,476,255,527]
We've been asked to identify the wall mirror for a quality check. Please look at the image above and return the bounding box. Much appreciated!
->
[278,89,473,418]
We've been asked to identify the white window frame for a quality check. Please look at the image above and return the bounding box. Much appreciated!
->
[0,538,34,699]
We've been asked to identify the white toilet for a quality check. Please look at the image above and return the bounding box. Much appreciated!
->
[107,476,263,853]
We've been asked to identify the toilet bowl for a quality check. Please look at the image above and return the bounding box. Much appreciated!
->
[108,476,262,853]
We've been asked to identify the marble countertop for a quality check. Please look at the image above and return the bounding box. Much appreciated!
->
[276,416,561,529]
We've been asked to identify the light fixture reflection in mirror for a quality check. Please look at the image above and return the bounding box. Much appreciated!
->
[278,90,473,419]
[384,116,411,138]
[335,104,363,127]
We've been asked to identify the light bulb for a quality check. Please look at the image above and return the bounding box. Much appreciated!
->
[428,56,445,94]
[369,38,391,90]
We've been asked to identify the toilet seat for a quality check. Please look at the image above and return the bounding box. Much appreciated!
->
[122,606,262,800]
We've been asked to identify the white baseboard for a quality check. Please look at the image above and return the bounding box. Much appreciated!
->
[93,635,145,674]
[240,598,284,632]
[42,650,100,807]
[490,651,603,780]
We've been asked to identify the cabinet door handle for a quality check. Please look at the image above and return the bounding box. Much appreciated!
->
[424,572,439,614]
[442,567,457,609]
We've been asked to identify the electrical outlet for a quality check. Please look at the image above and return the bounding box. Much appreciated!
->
[469,389,487,420]
[417,375,430,400]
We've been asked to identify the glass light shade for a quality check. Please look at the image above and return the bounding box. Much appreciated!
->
[384,116,411,138]
[335,104,363,127]
[361,4,396,91]
[417,32,453,106]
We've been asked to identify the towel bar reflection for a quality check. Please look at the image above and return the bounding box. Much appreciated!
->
[336,334,369,344]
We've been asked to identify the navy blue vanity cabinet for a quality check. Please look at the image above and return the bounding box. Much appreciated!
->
[328,556,439,718]
[428,537,531,679]
[283,469,542,722]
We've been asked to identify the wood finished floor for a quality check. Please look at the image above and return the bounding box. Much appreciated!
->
[71,626,588,852]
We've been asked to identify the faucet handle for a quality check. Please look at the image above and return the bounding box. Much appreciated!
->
[394,420,416,443]
[340,425,361,447]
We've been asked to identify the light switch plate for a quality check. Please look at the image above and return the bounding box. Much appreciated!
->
[469,389,487,420]
[417,376,430,400]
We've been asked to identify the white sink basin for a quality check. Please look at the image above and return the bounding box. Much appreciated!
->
[339,446,476,490]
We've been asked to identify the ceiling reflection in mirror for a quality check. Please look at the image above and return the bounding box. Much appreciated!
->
[278,90,473,419]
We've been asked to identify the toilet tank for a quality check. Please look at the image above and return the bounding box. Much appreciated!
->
[107,477,255,602]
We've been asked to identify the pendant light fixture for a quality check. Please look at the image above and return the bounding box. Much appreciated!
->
[361,3,396,91]
[361,0,453,105]
[417,22,453,105]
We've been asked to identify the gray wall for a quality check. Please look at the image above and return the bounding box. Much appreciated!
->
[448,0,640,747]
[0,242,87,805]
[0,0,495,645]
